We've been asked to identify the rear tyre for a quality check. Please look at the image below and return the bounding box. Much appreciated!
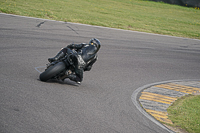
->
[40,62,66,82]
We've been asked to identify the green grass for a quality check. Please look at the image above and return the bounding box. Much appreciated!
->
[0,0,199,39]
[167,95,200,133]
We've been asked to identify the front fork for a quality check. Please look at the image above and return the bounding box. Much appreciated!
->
[59,69,73,80]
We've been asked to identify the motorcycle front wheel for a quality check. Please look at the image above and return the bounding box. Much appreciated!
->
[39,62,66,82]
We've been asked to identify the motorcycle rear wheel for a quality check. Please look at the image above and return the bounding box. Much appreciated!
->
[40,62,66,82]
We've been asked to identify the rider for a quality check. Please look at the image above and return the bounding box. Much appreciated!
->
[48,38,101,84]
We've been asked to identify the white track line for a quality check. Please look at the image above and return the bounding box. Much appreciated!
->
[35,66,46,74]
[0,13,199,41]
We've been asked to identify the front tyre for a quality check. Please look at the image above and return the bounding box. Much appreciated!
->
[40,62,66,82]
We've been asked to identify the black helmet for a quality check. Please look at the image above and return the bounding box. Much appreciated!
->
[89,38,101,52]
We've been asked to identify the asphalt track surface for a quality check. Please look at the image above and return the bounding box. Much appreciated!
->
[0,13,200,133]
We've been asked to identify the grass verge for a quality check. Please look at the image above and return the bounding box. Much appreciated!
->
[167,94,200,133]
[0,0,200,39]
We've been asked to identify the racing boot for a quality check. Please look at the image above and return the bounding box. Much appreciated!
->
[48,51,65,63]
[68,74,81,84]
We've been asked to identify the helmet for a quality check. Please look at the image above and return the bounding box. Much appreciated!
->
[89,38,101,52]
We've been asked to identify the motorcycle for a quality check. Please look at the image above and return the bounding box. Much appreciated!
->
[40,53,75,82]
